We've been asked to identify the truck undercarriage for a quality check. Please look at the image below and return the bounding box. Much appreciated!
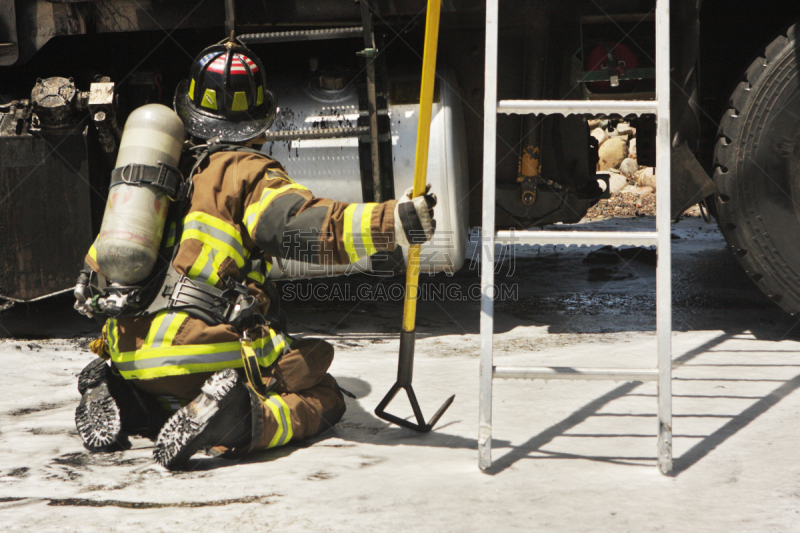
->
[1,0,800,316]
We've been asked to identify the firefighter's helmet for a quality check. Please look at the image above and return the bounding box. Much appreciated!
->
[174,37,276,143]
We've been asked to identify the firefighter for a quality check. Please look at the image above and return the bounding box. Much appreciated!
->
[74,37,436,469]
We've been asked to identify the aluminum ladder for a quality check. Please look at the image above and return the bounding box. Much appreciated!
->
[479,0,673,474]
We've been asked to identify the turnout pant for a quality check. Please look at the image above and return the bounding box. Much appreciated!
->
[251,337,346,450]
[122,337,346,451]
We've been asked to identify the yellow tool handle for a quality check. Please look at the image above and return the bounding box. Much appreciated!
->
[402,0,441,334]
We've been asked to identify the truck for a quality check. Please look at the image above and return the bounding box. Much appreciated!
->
[1,0,799,315]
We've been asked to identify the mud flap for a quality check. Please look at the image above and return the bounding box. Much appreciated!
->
[671,142,716,220]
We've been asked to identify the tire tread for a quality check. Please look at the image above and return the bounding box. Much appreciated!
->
[713,24,799,314]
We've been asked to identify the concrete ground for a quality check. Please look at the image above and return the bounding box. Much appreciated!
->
[1,216,799,532]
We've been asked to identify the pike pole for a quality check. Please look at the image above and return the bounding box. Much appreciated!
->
[374,0,455,432]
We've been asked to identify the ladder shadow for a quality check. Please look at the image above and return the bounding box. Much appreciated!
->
[318,376,507,452]
[484,330,800,476]
[483,380,643,475]
[669,371,800,475]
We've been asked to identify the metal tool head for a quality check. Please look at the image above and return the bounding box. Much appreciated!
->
[374,382,455,433]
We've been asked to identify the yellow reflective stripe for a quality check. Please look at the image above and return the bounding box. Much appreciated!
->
[182,229,245,269]
[232,91,248,111]
[187,244,210,280]
[118,359,244,380]
[185,212,243,247]
[109,330,286,380]
[106,319,118,355]
[343,204,359,263]
[187,244,220,286]
[188,79,196,101]
[88,244,98,262]
[166,222,177,248]
[264,393,293,448]
[361,203,378,257]
[252,332,285,368]
[182,211,247,267]
[143,312,169,348]
[256,86,264,106]
[343,203,378,263]
[111,341,243,364]
[201,88,217,110]
[247,270,266,284]
[162,313,188,346]
[244,183,309,235]
[263,398,282,447]
[143,311,189,349]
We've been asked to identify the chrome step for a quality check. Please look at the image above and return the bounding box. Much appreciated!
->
[239,27,363,44]
[262,126,369,142]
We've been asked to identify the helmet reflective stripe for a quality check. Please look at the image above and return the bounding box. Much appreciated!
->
[257,86,264,106]
[188,79,196,102]
[232,91,249,111]
[201,88,217,110]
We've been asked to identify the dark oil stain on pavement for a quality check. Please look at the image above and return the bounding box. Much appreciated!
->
[46,494,278,508]
[0,495,279,508]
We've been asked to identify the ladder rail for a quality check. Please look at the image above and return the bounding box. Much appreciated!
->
[654,0,673,475]
[479,0,672,474]
[478,0,500,472]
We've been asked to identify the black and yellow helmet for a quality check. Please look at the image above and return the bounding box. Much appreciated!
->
[174,37,276,143]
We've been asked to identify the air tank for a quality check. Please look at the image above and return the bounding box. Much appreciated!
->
[93,104,185,284]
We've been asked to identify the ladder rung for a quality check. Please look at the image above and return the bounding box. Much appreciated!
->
[495,230,658,247]
[497,100,658,117]
[494,366,659,382]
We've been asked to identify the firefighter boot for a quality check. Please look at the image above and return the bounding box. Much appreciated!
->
[75,358,123,450]
[153,368,253,469]
[75,358,160,450]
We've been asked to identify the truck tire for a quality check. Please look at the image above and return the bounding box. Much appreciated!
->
[714,24,800,314]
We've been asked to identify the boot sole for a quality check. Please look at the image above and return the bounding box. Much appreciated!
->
[78,357,110,396]
[153,368,239,469]
[75,376,123,450]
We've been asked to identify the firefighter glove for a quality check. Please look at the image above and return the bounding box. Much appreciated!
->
[394,184,437,247]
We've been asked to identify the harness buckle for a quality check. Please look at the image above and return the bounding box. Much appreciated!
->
[223,278,259,330]
[154,161,182,198]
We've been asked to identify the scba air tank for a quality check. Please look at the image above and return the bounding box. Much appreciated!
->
[93,104,185,285]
